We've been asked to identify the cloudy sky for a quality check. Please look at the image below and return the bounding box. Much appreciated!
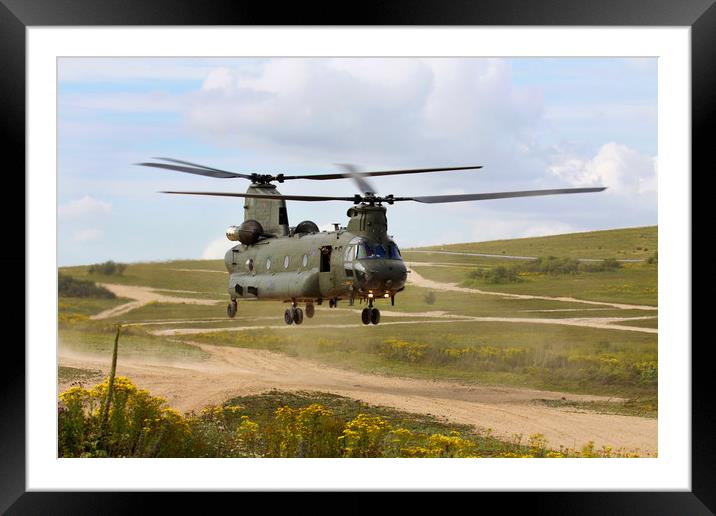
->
[57,57,657,266]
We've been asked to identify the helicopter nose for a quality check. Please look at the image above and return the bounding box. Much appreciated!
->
[356,260,407,292]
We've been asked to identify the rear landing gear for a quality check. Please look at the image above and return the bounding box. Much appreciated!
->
[284,301,304,325]
[293,307,304,325]
[227,299,237,318]
[305,303,315,318]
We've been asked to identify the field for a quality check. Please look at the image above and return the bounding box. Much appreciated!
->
[57,225,658,457]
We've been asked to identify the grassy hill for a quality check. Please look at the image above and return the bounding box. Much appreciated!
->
[411,225,657,261]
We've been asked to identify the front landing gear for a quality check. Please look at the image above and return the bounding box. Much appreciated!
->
[361,298,380,325]
[227,299,237,318]
[361,307,380,325]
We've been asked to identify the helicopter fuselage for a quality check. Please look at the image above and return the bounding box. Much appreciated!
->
[224,204,408,306]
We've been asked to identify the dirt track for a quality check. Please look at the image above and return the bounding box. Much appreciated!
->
[59,343,656,455]
[91,284,221,320]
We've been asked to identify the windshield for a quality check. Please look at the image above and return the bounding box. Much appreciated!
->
[356,241,402,260]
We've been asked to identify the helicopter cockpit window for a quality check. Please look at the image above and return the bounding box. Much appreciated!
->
[356,242,374,259]
[388,243,402,260]
[355,241,399,260]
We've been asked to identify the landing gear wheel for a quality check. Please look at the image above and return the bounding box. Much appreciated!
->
[305,303,315,318]
[370,308,381,325]
[293,307,304,325]
[227,300,237,318]
[361,308,371,325]
[284,309,294,325]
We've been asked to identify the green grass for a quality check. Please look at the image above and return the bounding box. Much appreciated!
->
[413,225,657,260]
[614,318,659,329]
[58,296,132,317]
[408,262,657,307]
[104,301,224,323]
[61,259,227,296]
[58,365,103,384]
[534,396,657,419]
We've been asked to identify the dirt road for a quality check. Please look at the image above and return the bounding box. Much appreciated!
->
[91,284,221,320]
[149,312,658,336]
[59,343,657,455]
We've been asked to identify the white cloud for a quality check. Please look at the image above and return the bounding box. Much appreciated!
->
[548,142,657,196]
[184,58,543,169]
[201,237,231,259]
[202,68,236,92]
[73,229,103,242]
[59,196,111,219]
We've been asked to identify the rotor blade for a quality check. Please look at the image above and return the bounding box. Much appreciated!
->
[136,162,252,179]
[153,157,250,177]
[161,191,357,202]
[336,163,377,195]
[283,165,483,181]
[401,187,607,204]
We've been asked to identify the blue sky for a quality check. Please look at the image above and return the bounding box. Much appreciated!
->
[58,57,657,266]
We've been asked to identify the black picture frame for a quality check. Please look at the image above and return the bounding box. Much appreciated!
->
[4,0,708,513]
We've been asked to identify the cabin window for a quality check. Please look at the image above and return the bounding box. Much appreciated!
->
[278,207,288,225]
[246,258,254,271]
[283,255,290,269]
[266,257,272,271]
[302,254,308,267]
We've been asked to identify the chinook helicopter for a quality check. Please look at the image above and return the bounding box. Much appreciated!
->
[138,158,605,326]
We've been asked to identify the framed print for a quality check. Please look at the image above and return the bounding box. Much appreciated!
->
[5,0,710,512]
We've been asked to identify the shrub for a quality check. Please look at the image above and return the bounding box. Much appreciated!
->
[88,260,127,276]
[468,265,521,284]
[58,376,191,457]
[580,258,621,272]
[58,273,115,298]
[466,255,621,284]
